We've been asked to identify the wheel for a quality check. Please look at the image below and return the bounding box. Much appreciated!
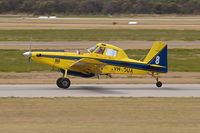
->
[56,78,71,89]
[156,81,162,88]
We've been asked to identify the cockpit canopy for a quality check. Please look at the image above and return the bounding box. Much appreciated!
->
[87,43,128,58]
[88,45,98,53]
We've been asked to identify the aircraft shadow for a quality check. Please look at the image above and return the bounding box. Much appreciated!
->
[68,86,126,94]
[0,85,197,92]
[69,86,183,91]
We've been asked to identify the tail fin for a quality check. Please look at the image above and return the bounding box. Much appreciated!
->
[144,41,168,72]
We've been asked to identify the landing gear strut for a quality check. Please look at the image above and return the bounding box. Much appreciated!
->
[56,70,71,89]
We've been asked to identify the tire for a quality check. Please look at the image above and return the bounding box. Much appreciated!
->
[56,78,71,89]
[56,77,63,88]
[156,81,162,88]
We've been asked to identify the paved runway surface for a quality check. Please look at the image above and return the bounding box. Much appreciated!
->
[0,84,199,97]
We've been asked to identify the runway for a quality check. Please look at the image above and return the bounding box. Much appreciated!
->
[0,84,199,97]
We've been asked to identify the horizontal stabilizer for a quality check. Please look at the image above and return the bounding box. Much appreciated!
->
[150,64,166,68]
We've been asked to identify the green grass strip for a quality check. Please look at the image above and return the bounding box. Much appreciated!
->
[1,29,200,41]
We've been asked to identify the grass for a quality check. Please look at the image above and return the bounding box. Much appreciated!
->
[0,50,51,72]
[0,97,200,133]
[1,29,200,41]
[0,49,199,72]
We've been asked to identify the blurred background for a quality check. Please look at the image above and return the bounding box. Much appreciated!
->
[0,0,199,84]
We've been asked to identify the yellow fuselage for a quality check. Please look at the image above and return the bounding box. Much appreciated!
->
[31,51,149,75]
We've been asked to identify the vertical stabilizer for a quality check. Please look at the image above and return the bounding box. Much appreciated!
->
[144,41,168,72]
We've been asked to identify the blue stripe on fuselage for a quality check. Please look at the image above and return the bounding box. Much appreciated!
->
[96,59,167,72]
[41,55,82,60]
[39,54,167,72]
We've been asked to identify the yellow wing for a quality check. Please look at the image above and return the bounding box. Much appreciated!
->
[68,58,106,75]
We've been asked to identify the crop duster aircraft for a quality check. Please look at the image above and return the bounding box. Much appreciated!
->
[23,41,167,89]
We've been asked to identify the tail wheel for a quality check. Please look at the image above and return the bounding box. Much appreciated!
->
[56,78,71,89]
[156,81,162,88]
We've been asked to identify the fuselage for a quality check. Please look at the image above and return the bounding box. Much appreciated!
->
[31,51,149,76]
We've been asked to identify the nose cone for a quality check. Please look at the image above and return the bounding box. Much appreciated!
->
[23,51,32,57]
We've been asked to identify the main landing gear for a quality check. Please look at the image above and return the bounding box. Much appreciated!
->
[56,70,71,89]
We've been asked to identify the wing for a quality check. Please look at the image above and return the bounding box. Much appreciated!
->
[69,58,106,75]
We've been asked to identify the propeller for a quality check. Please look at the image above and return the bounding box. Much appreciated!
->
[23,37,32,64]
[28,41,32,64]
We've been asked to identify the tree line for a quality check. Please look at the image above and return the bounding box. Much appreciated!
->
[0,0,200,15]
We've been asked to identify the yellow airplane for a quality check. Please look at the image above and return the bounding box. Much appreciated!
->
[23,41,167,89]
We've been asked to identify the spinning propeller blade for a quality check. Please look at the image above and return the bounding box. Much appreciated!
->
[23,37,32,64]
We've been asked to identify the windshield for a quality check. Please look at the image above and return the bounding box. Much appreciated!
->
[95,47,105,54]
[87,45,98,53]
